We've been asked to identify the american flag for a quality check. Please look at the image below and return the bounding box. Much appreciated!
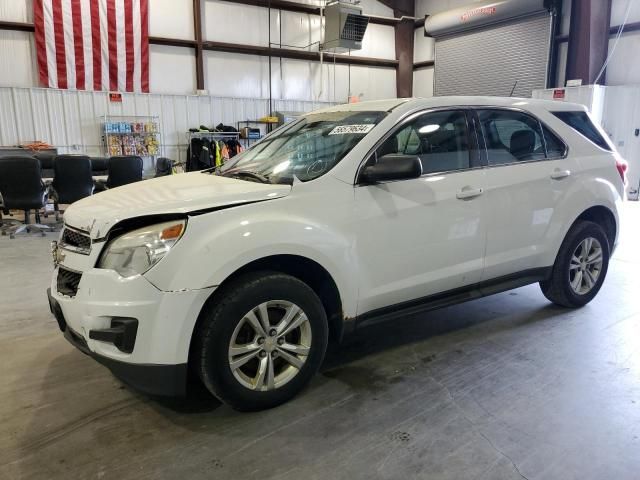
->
[34,0,149,92]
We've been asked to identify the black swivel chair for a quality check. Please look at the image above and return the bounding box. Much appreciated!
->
[0,156,51,238]
[154,157,173,177]
[50,155,94,221]
[510,130,536,160]
[34,152,56,179]
[96,155,143,191]
[90,157,109,176]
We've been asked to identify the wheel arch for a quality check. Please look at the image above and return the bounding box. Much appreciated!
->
[188,254,346,365]
[573,205,617,249]
[544,203,618,272]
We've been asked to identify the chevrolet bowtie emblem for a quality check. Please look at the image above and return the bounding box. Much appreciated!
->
[51,241,66,267]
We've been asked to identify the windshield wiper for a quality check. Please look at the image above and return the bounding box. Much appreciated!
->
[226,171,270,184]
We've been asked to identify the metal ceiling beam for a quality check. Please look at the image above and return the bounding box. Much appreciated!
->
[148,37,197,48]
[413,60,434,70]
[220,0,398,26]
[146,38,399,68]
[201,41,398,68]
[0,21,35,32]
[377,0,413,18]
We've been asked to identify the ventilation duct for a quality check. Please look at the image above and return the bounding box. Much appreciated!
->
[321,1,369,53]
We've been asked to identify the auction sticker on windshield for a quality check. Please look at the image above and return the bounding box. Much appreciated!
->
[328,124,375,135]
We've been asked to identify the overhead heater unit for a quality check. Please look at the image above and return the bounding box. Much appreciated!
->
[320,1,369,53]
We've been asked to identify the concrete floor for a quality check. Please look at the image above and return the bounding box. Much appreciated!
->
[1,204,639,480]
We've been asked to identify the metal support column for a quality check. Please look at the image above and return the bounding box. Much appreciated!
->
[566,0,612,85]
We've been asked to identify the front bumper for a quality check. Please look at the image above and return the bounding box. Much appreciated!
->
[48,259,215,396]
[48,291,188,396]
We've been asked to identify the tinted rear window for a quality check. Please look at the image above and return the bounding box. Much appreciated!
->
[552,111,612,151]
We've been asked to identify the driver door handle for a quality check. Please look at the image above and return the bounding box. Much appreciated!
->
[550,169,571,180]
[456,187,484,200]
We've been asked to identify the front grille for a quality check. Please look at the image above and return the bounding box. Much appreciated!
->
[57,267,82,297]
[61,227,91,254]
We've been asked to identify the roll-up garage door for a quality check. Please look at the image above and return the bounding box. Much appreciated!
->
[432,13,552,98]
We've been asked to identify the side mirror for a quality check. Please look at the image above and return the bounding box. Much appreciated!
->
[360,154,423,184]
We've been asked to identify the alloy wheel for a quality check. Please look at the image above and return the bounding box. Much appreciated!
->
[228,300,312,391]
[569,236,603,295]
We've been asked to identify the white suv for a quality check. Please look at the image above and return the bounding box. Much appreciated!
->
[48,97,626,410]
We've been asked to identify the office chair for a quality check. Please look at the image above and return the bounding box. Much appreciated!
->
[50,155,94,221]
[154,157,173,177]
[0,193,18,230]
[90,157,109,176]
[95,156,143,191]
[35,152,56,179]
[0,156,52,238]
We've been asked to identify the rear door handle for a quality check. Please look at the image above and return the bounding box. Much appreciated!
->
[550,169,571,180]
[456,187,484,200]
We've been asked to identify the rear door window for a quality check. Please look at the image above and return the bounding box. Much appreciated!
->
[478,109,568,164]
[477,110,546,165]
[552,111,612,151]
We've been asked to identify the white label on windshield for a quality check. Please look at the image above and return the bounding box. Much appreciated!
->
[328,124,375,135]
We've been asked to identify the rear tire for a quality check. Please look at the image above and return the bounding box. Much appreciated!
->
[194,271,328,411]
[540,220,610,308]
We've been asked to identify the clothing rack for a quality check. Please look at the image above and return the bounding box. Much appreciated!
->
[185,131,244,173]
[186,131,240,142]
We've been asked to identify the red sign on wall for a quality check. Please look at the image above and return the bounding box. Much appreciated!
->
[109,92,122,103]
[553,89,566,100]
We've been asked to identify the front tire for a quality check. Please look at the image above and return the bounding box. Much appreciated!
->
[194,271,328,411]
[540,220,610,308]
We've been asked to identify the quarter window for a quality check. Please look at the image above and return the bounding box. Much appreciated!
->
[376,110,471,175]
[552,111,612,151]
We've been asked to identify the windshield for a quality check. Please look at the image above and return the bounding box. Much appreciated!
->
[217,110,387,184]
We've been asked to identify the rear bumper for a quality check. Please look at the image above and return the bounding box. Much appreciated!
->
[48,287,188,396]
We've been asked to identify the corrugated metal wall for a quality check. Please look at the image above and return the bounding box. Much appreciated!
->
[203,1,396,60]
[413,68,434,98]
[0,0,392,172]
[0,86,334,167]
[0,0,32,22]
[0,0,398,102]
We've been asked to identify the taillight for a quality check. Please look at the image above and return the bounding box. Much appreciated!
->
[616,158,628,185]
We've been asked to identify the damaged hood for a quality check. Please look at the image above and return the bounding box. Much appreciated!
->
[63,172,291,238]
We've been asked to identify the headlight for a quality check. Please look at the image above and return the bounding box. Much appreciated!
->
[98,220,186,278]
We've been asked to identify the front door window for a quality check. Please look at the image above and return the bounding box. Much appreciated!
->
[375,110,471,175]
